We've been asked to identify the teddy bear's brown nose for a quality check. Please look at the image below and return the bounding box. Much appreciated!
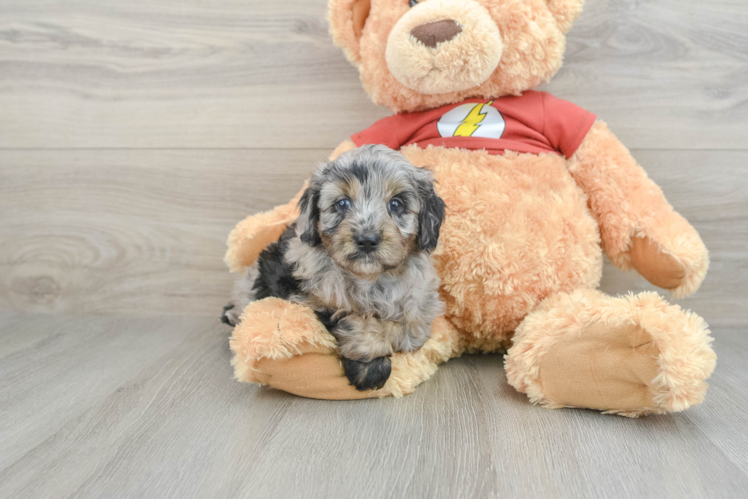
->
[410,19,462,48]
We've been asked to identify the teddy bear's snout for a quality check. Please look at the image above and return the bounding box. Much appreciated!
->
[410,19,462,49]
[385,0,503,96]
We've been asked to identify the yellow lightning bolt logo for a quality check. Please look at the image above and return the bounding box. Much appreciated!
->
[453,100,494,137]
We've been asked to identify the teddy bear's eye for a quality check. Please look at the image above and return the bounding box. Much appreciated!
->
[409,0,418,7]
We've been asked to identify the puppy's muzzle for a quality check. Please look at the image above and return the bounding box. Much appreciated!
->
[355,232,382,254]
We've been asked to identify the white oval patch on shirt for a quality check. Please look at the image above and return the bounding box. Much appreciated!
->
[437,101,506,139]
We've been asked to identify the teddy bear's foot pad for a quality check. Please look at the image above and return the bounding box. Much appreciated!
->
[505,290,716,417]
[537,322,661,415]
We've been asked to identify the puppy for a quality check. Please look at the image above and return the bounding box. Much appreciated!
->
[222,145,446,391]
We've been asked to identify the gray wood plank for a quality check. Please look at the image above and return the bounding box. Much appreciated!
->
[0,313,221,473]
[683,328,748,478]
[1,149,745,327]
[1,0,746,497]
[0,149,323,317]
[0,313,746,498]
[0,0,746,149]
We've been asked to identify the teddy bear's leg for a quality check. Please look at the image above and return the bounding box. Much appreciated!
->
[504,289,716,417]
[229,297,463,400]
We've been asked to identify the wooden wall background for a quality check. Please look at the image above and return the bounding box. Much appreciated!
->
[1,0,746,497]
[1,0,746,325]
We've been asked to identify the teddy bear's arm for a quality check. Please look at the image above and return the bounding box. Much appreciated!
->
[330,139,359,160]
[224,140,359,272]
[567,121,708,298]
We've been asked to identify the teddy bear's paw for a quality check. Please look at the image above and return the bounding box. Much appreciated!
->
[505,290,716,417]
[229,299,459,400]
[626,213,709,299]
[628,231,708,299]
[229,298,377,400]
[531,322,664,416]
[629,235,687,290]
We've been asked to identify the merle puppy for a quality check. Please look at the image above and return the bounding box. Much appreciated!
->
[222,145,446,391]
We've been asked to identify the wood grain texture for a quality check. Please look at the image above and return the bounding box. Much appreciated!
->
[1,149,745,325]
[0,313,746,498]
[1,0,747,497]
[0,0,746,149]
[0,149,324,317]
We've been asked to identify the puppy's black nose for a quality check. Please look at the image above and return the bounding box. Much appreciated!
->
[355,233,381,254]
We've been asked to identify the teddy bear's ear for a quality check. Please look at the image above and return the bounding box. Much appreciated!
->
[328,0,372,65]
[546,0,585,34]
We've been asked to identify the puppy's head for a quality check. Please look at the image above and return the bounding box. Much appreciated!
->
[297,145,445,277]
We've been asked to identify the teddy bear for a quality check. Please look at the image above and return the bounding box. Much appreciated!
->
[226,0,716,416]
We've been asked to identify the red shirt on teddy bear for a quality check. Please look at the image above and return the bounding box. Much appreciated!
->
[352,90,596,158]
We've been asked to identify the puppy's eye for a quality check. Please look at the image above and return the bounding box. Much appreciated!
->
[336,199,351,211]
[388,198,405,215]
[409,0,418,6]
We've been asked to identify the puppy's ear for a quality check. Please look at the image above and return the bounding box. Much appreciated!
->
[297,185,322,247]
[416,173,446,253]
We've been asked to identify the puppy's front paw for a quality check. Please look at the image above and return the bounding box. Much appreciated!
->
[221,303,239,327]
[342,356,392,391]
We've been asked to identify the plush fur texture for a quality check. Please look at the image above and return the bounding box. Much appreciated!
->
[399,145,603,351]
[225,187,306,273]
[568,121,709,299]
[227,146,445,391]
[385,0,503,95]
[229,298,462,400]
[329,0,570,112]
[505,289,716,417]
[224,0,716,415]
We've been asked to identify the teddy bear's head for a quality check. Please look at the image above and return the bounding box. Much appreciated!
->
[329,0,584,113]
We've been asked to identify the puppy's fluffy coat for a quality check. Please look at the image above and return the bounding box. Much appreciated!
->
[223,145,446,391]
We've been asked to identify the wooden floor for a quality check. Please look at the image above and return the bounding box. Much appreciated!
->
[1,0,746,497]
